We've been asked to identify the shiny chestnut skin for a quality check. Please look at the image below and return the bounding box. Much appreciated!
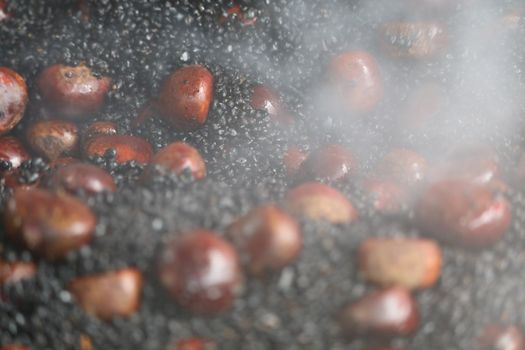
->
[478,325,525,350]
[68,268,143,320]
[283,146,307,177]
[83,120,117,142]
[152,142,206,179]
[415,179,511,248]
[0,67,28,134]
[228,205,301,275]
[339,287,419,337]
[327,51,383,114]
[158,229,242,314]
[363,179,405,213]
[49,162,116,195]
[375,149,427,186]
[358,237,442,290]
[26,119,79,160]
[175,338,216,350]
[298,144,357,182]
[37,64,111,119]
[158,65,214,130]
[0,259,36,285]
[0,136,30,169]
[286,182,358,224]
[250,84,294,125]
[4,188,96,260]
[379,22,448,59]
[83,135,153,164]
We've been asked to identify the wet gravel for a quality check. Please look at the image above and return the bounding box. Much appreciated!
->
[1,0,525,349]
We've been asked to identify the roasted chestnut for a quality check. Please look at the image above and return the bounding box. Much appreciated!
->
[83,135,153,164]
[363,179,405,213]
[37,64,111,119]
[158,229,242,314]
[0,136,30,170]
[83,120,117,142]
[68,268,143,320]
[26,119,78,160]
[158,65,214,130]
[151,142,206,179]
[0,67,28,135]
[0,259,36,285]
[374,148,427,186]
[298,144,357,182]
[4,188,96,260]
[49,162,116,195]
[228,205,301,275]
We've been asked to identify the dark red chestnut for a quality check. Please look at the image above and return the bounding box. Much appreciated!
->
[250,84,294,125]
[26,119,78,160]
[0,259,36,285]
[3,170,39,190]
[0,136,30,169]
[477,325,525,350]
[375,149,427,186]
[0,67,28,135]
[158,65,214,130]
[358,237,442,290]
[218,4,257,26]
[83,135,153,164]
[68,268,143,320]
[286,182,358,224]
[228,205,301,275]
[4,188,96,260]
[49,162,116,195]
[327,51,383,114]
[152,142,206,179]
[379,22,448,59]
[83,120,117,142]
[37,64,111,119]
[339,287,419,337]
[283,146,307,177]
[174,338,216,350]
[158,229,242,314]
[298,144,357,182]
[415,179,511,248]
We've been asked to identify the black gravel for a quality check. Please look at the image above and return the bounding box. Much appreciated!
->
[1,0,525,349]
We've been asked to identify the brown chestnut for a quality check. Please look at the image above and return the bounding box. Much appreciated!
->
[374,148,427,186]
[49,162,116,195]
[68,268,143,320]
[37,64,111,119]
[339,287,419,337]
[158,229,242,314]
[415,179,511,248]
[286,182,358,224]
[4,188,96,260]
[326,51,383,114]
[228,205,301,275]
[283,146,307,177]
[83,120,117,142]
[174,338,216,350]
[379,21,448,59]
[0,136,30,169]
[358,237,442,290]
[83,135,153,164]
[0,259,36,285]
[0,67,28,135]
[26,119,79,160]
[3,170,39,190]
[477,325,525,350]
[250,84,294,125]
[298,144,357,182]
[48,157,80,171]
[152,142,206,179]
[158,65,214,130]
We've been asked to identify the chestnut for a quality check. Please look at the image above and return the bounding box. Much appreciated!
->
[358,237,442,289]
[48,156,80,171]
[298,144,357,182]
[151,142,206,179]
[83,135,153,164]
[477,325,525,350]
[227,205,301,275]
[4,188,96,260]
[379,21,448,59]
[415,179,511,248]
[158,65,214,130]
[283,146,307,177]
[0,67,28,135]
[26,119,78,160]
[250,84,294,125]
[339,287,419,337]
[0,0,8,20]
[174,338,216,350]
[83,120,117,142]
[326,51,383,114]
[0,136,30,169]
[286,182,358,224]
[374,148,427,186]
[0,347,30,350]
[158,229,242,314]
[3,170,39,190]
[49,162,116,195]
[68,268,143,320]
[0,259,36,285]
[363,179,405,213]
[37,64,111,119]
